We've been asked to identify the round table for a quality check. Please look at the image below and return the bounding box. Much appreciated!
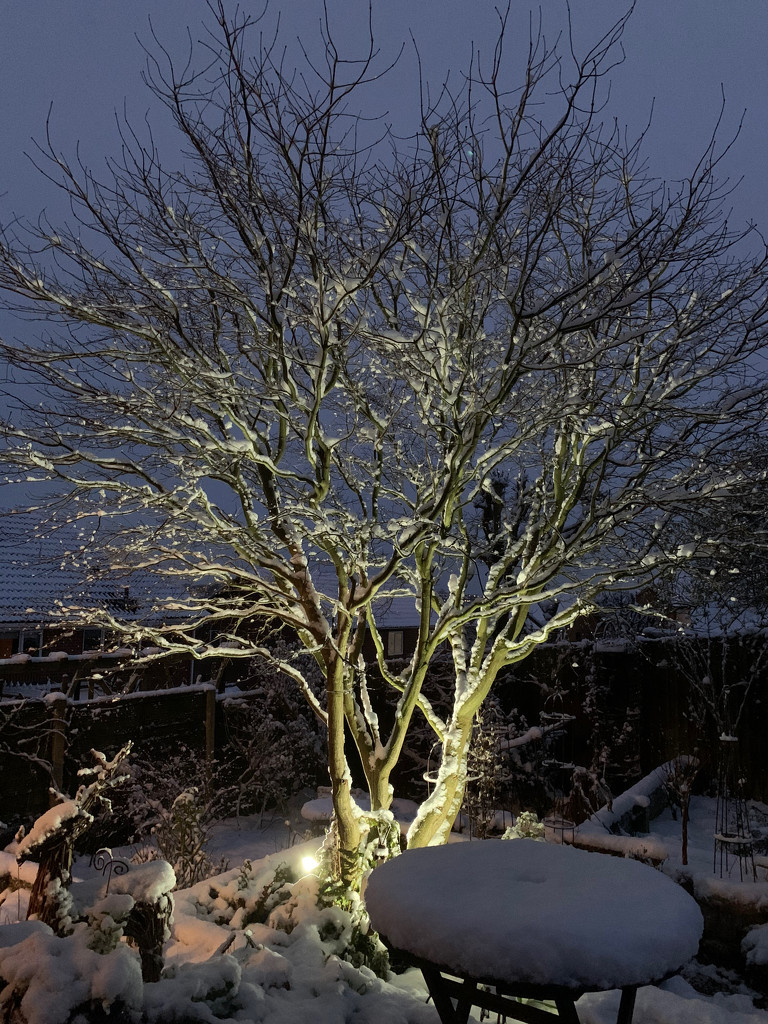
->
[365,838,703,1024]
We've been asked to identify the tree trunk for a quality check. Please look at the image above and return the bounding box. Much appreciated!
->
[27,841,74,932]
[125,899,174,983]
[367,768,393,814]
[407,717,474,848]
[326,658,362,887]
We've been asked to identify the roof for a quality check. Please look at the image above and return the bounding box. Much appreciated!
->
[369,593,421,629]
[0,515,427,633]
[0,520,186,630]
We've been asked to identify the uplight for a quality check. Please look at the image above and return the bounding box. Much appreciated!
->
[301,855,319,873]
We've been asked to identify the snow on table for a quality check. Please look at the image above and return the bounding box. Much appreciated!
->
[365,838,703,992]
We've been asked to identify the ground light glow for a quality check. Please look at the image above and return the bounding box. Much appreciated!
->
[301,855,320,873]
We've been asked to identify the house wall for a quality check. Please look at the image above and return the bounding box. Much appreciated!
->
[361,626,420,663]
[0,625,105,659]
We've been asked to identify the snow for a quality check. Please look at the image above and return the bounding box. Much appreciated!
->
[0,927,143,1024]
[365,839,703,991]
[743,924,768,967]
[15,800,88,859]
[0,920,49,947]
[69,860,176,914]
[0,851,38,887]
[573,760,680,861]
[572,829,670,864]
[584,762,671,828]
[1,812,766,1022]
[579,979,765,1024]
[648,796,768,903]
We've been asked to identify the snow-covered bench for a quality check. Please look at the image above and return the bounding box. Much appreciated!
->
[569,761,684,865]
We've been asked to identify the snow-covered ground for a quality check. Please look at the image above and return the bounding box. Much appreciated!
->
[1,800,766,1023]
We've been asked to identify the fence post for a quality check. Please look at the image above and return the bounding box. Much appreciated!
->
[204,685,216,764]
[47,693,69,801]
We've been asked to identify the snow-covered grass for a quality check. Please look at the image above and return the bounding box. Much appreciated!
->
[1,805,766,1022]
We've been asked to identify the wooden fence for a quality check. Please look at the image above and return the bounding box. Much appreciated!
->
[499,636,768,802]
[1,634,767,823]
[0,685,218,819]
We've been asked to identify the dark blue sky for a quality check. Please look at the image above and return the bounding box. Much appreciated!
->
[1,1,765,228]
[0,1,765,518]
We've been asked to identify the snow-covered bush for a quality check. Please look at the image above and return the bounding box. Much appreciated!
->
[503,811,546,841]
[187,854,390,980]
[17,746,131,932]
[79,892,135,955]
[133,788,228,891]
[0,923,144,1024]
[116,749,228,890]
[462,701,509,838]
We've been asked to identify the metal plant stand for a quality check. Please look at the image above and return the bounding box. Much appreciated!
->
[713,735,756,882]
[541,709,576,844]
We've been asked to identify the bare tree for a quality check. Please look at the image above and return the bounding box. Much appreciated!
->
[1,2,767,887]
[672,605,768,746]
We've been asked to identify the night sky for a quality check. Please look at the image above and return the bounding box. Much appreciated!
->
[0,0,765,400]
[1,1,765,227]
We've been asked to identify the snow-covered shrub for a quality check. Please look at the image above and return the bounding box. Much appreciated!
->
[229,860,297,930]
[17,746,131,932]
[67,860,177,985]
[0,924,144,1024]
[560,764,614,827]
[134,788,228,891]
[78,892,135,955]
[144,955,245,1022]
[194,853,390,980]
[503,811,546,841]
[462,701,507,838]
[309,815,400,977]
[658,754,700,865]
[114,748,228,889]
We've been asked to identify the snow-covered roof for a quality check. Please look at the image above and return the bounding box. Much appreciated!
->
[369,593,421,629]
[0,526,189,630]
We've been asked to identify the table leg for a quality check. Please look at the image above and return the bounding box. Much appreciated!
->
[552,997,581,1023]
[616,987,637,1024]
[421,967,586,1024]
[421,965,475,1024]
[418,965,638,1024]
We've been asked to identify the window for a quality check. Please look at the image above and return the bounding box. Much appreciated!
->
[0,633,19,658]
[20,631,42,656]
[387,630,404,657]
[82,628,104,652]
